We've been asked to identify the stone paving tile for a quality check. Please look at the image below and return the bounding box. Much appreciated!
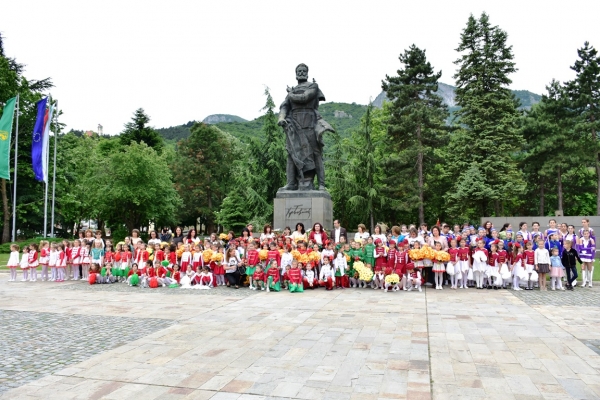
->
[1,282,431,399]
[427,287,600,399]
[0,309,173,394]
[511,285,600,306]
[54,280,261,297]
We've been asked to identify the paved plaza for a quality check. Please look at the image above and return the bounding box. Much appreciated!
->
[1,279,600,399]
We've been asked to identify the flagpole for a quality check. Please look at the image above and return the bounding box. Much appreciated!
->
[11,94,19,242]
[50,101,58,237]
[43,97,51,238]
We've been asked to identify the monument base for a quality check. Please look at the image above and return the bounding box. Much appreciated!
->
[274,190,333,232]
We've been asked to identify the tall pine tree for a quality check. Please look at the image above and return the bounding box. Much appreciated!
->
[566,42,600,214]
[522,80,585,213]
[447,13,524,217]
[382,45,449,224]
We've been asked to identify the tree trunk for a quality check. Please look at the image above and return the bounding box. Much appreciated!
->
[417,126,425,225]
[557,166,563,214]
[1,179,10,243]
[539,177,545,216]
[494,200,501,216]
[369,209,374,234]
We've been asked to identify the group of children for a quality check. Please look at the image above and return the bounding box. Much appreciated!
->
[5,219,595,294]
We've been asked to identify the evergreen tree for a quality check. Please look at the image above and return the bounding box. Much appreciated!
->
[382,45,449,224]
[522,80,585,213]
[447,12,525,216]
[120,108,164,154]
[566,41,600,214]
[345,103,387,232]
[324,127,350,226]
[215,191,252,233]
[258,87,286,202]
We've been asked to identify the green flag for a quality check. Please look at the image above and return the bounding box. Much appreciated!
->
[0,97,16,180]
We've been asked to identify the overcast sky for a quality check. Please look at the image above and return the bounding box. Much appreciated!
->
[2,1,599,134]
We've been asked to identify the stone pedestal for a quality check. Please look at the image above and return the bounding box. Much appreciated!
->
[274,190,333,232]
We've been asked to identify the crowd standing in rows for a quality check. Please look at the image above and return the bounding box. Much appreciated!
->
[5,218,596,292]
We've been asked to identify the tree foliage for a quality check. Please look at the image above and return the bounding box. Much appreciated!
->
[446,12,525,217]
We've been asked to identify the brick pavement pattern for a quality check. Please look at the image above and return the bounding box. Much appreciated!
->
[0,310,173,394]
[1,278,600,399]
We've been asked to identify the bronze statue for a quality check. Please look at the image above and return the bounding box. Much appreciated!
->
[278,64,334,191]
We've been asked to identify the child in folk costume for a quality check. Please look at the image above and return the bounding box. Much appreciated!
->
[578,229,595,288]
[63,240,72,280]
[406,263,422,292]
[104,243,114,267]
[544,219,559,247]
[321,241,334,266]
[28,243,39,282]
[246,242,260,290]
[153,243,165,268]
[212,245,225,286]
[197,266,213,287]
[7,244,19,281]
[280,246,293,289]
[39,240,50,281]
[523,241,536,290]
[303,264,318,289]
[100,263,117,284]
[364,237,375,267]
[267,242,281,270]
[319,256,334,290]
[179,244,192,271]
[534,239,551,291]
[549,247,565,291]
[252,265,265,291]
[127,264,140,286]
[266,259,281,292]
[486,243,499,289]
[496,240,509,289]
[511,243,524,290]
[447,239,460,290]
[167,264,182,285]
[373,238,387,271]
[134,242,149,270]
[373,263,385,290]
[387,240,398,273]
[141,261,156,288]
[383,264,399,292]
[397,240,409,290]
[458,238,471,289]
[432,241,445,290]
[288,260,304,292]
[56,244,67,282]
[334,250,347,289]
[120,244,132,281]
[190,244,202,272]
[19,246,29,281]
[472,239,488,289]
[81,242,91,279]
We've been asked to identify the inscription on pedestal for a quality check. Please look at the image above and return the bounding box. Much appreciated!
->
[274,191,333,232]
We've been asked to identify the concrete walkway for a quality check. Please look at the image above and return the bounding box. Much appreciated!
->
[1,280,599,399]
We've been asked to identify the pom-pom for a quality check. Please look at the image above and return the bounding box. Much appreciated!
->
[149,277,159,288]
[129,273,140,286]
[353,261,373,282]
[211,252,223,262]
[299,254,310,264]
[291,250,301,260]
[310,252,321,263]
[385,273,400,284]
[161,260,169,267]
[259,249,269,261]
[168,283,179,288]
[279,249,285,256]
[88,274,96,285]
[345,254,350,262]
[219,233,228,240]
[202,249,213,263]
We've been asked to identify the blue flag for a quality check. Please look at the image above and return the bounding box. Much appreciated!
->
[31,98,48,182]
